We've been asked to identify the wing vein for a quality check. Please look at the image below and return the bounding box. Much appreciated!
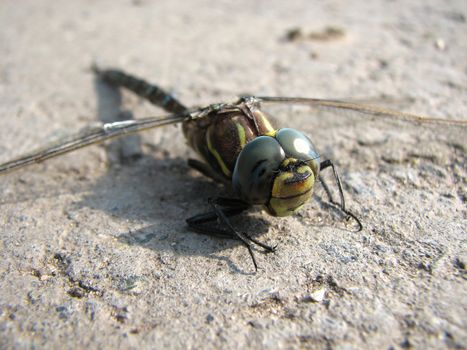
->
[255,96,467,127]
[0,112,190,174]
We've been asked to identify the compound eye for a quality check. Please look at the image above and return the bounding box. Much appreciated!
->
[276,128,320,162]
[232,136,285,204]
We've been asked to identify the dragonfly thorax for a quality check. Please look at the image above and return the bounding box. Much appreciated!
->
[182,103,275,178]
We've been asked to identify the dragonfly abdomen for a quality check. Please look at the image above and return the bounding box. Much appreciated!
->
[93,66,188,115]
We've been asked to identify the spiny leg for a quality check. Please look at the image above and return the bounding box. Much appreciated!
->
[207,198,276,252]
[319,174,362,228]
[186,198,275,271]
[209,200,259,270]
[92,65,188,114]
[319,159,363,231]
[187,159,230,185]
[319,175,336,206]
[186,204,247,239]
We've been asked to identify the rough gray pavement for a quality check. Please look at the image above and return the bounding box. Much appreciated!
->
[0,1,466,349]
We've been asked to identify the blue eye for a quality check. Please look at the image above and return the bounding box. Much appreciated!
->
[276,128,320,162]
[232,136,285,204]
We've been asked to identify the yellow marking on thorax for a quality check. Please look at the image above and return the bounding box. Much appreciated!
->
[264,129,277,137]
[256,112,275,133]
[206,129,231,177]
[235,123,247,148]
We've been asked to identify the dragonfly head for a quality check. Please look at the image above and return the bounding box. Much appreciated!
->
[232,128,320,216]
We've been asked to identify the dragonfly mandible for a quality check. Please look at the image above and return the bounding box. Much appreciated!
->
[1,67,465,270]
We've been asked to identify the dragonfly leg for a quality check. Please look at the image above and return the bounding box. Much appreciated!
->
[92,65,188,114]
[319,175,335,204]
[209,199,276,253]
[186,203,247,240]
[187,159,229,185]
[186,198,274,271]
[243,234,277,252]
[319,159,363,231]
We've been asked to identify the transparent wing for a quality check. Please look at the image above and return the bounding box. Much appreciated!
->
[0,112,191,175]
[254,96,467,127]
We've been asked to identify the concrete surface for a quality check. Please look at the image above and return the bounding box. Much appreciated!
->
[0,0,466,349]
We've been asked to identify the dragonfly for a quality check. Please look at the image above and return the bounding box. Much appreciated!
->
[1,67,465,270]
